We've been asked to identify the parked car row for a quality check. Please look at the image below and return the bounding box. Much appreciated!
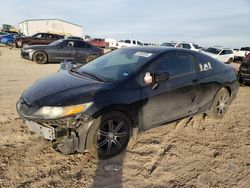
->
[1,31,249,67]
[21,39,104,64]
[160,41,245,64]
[1,28,245,160]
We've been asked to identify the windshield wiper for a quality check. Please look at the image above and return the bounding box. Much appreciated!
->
[70,69,104,82]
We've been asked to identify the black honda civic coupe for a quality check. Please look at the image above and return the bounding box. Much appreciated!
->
[17,47,239,159]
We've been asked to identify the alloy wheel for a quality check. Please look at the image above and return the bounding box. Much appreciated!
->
[34,52,47,64]
[214,90,230,118]
[97,119,129,156]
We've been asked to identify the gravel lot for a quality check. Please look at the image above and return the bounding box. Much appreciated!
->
[0,45,249,188]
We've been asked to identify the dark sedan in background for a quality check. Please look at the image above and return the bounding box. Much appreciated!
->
[21,39,104,64]
[16,32,64,48]
[239,53,250,85]
[17,47,239,159]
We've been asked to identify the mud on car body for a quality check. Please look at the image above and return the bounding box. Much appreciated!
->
[16,47,239,159]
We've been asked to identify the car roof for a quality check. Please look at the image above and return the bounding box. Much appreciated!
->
[121,46,192,53]
[63,39,85,42]
[36,32,64,36]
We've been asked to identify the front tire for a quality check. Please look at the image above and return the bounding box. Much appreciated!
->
[86,111,131,159]
[33,51,48,64]
[207,88,230,119]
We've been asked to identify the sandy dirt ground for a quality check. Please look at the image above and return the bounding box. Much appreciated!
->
[0,45,249,188]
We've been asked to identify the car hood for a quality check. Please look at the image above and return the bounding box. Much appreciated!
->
[21,71,110,107]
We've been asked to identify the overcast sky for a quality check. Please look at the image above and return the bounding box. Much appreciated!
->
[1,0,250,47]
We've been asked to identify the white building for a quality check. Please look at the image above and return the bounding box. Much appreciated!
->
[18,19,83,37]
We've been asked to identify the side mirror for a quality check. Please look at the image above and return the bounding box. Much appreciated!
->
[153,72,169,82]
[143,72,169,90]
[144,72,153,84]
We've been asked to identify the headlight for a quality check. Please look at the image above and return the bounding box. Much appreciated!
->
[33,102,92,119]
[23,49,33,52]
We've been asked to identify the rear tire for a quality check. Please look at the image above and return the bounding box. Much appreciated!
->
[33,51,48,64]
[86,111,131,159]
[207,88,230,119]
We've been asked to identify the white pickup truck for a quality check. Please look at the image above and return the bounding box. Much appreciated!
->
[234,47,250,62]
[117,39,143,48]
[202,47,234,64]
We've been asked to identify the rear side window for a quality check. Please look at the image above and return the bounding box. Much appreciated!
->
[33,33,43,39]
[225,50,233,54]
[54,35,63,39]
[44,34,54,39]
[151,53,196,77]
[137,41,143,45]
[182,44,191,49]
[60,40,75,47]
[196,53,224,73]
[124,40,131,44]
[75,41,90,48]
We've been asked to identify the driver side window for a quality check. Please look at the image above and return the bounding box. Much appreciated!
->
[150,53,196,77]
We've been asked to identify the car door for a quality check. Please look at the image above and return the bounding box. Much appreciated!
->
[73,41,92,61]
[43,34,56,44]
[53,40,75,61]
[218,50,229,63]
[31,33,45,45]
[140,52,200,130]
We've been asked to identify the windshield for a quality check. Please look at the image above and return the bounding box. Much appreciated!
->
[161,42,176,47]
[206,47,221,54]
[49,39,64,46]
[77,48,158,81]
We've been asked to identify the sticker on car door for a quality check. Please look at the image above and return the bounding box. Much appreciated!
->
[199,62,212,72]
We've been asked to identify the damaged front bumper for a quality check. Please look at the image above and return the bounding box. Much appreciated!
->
[17,102,94,154]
